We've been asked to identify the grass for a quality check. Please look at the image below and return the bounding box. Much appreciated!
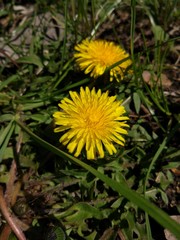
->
[0,0,180,239]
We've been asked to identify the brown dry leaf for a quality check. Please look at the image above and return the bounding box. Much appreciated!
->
[142,70,172,89]
[171,168,180,176]
[0,16,10,28]
[142,70,152,84]
[164,215,180,240]
[5,160,18,206]
[160,73,173,88]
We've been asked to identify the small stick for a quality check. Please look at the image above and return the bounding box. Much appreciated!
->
[0,186,26,240]
[0,49,19,68]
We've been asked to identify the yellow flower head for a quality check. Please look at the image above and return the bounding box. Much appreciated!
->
[74,39,132,82]
[53,87,129,160]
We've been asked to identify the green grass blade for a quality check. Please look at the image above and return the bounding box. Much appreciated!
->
[0,75,20,91]
[144,84,171,115]
[58,78,90,91]
[144,122,180,194]
[0,121,15,162]
[15,119,180,239]
[143,136,168,240]
[145,212,153,240]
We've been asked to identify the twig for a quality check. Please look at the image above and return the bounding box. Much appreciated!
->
[0,186,26,240]
[0,49,19,68]
[117,229,126,240]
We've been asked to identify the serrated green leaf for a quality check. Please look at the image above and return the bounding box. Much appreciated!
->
[159,189,169,205]
[64,202,104,223]
[133,92,141,114]
[138,125,152,141]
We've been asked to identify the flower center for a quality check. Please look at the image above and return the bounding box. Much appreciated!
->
[82,107,104,129]
[86,114,99,128]
[96,52,112,66]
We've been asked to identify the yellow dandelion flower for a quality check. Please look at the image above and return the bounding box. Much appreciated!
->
[74,39,132,82]
[53,87,129,160]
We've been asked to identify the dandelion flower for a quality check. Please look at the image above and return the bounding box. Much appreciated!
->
[74,39,132,82]
[53,87,129,160]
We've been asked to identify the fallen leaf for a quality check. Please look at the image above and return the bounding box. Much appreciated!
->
[164,215,180,240]
[142,71,172,89]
